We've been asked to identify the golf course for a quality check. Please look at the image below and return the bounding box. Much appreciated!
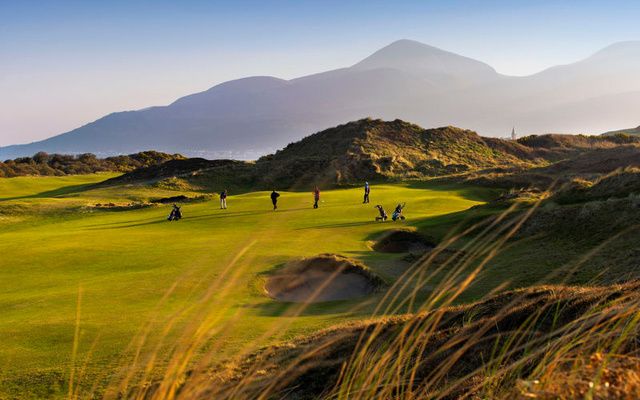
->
[2,118,640,399]
[0,173,495,398]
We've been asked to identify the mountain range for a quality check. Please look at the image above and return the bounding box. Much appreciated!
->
[2,39,640,159]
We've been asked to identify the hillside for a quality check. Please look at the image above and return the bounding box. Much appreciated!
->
[253,119,542,188]
[183,282,640,399]
[102,119,640,191]
[3,40,640,159]
[603,125,640,136]
[102,119,550,190]
[461,143,640,190]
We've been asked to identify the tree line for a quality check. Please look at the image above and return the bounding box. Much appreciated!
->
[0,151,184,177]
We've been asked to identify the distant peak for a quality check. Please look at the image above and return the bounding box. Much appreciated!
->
[352,39,498,80]
[383,39,441,51]
[589,41,640,58]
[356,39,452,64]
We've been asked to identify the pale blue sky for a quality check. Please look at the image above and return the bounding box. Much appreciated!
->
[2,0,640,145]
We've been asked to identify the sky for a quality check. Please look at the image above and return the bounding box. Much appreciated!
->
[2,0,640,146]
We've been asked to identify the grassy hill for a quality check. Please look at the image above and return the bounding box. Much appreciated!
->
[254,119,541,188]
[200,281,640,399]
[602,125,640,136]
[459,143,640,191]
[105,118,546,190]
[103,119,640,193]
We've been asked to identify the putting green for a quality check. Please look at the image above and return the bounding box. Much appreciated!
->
[0,174,494,398]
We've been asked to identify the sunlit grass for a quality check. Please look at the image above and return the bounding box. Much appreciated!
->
[5,174,638,399]
[0,175,492,398]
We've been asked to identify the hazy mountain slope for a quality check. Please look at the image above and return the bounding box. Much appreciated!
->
[2,40,640,159]
[351,39,502,87]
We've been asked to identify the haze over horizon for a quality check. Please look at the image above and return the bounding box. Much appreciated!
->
[2,0,640,147]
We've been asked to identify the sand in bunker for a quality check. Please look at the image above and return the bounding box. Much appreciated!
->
[373,229,434,253]
[265,254,381,303]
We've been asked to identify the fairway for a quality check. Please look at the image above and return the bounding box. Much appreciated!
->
[0,175,492,398]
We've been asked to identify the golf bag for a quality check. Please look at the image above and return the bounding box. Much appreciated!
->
[392,203,406,221]
[168,205,182,221]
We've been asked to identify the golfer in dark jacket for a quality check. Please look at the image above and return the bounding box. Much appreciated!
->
[220,189,228,209]
[363,181,371,204]
[271,190,280,210]
[313,186,320,209]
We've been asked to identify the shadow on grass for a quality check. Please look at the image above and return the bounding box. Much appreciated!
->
[83,219,169,230]
[0,182,99,202]
[81,207,315,230]
[404,180,501,202]
[246,295,380,317]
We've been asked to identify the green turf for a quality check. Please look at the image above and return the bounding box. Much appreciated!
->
[0,174,495,398]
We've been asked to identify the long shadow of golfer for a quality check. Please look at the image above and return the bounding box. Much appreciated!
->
[184,207,311,222]
[83,219,168,230]
[83,207,313,230]
[82,215,163,228]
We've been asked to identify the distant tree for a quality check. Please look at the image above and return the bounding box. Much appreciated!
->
[33,152,50,164]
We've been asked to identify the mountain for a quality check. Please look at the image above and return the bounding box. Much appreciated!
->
[3,39,640,159]
[351,39,500,87]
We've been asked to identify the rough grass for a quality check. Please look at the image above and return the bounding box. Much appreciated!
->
[459,144,640,191]
[195,281,640,399]
[552,167,640,204]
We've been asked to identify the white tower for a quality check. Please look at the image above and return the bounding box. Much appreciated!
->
[511,127,516,141]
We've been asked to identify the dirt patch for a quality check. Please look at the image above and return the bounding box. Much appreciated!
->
[265,254,383,303]
[373,230,435,253]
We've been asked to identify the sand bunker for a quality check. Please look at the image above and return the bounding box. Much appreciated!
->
[265,254,382,303]
[373,230,434,253]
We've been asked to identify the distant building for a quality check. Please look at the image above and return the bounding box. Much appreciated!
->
[511,127,517,141]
